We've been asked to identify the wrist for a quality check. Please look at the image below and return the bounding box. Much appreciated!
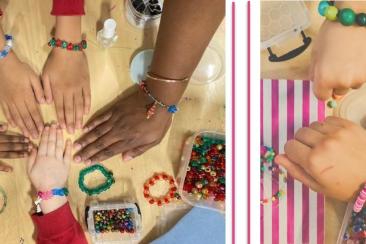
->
[39,196,67,214]
[55,16,82,42]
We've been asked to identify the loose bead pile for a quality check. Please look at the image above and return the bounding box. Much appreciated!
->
[93,208,136,234]
[318,1,366,27]
[143,173,180,206]
[78,164,115,196]
[48,37,87,51]
[183,135,225,202]
[260,145,287,205]
[0,186,7,214]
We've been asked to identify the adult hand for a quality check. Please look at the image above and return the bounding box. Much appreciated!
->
[0,122,32,172]
[310,20,366,100]
[73,91,172,164]
[0,52,44,138]
[275,116,366,202]
[42,48,91,134]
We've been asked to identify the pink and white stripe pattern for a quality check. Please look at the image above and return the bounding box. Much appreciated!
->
[260,79,325,244]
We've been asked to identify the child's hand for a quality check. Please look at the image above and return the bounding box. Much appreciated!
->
[310,21,366,100]
[42,49,91,134]
[0,52,44,138]
[275,116,366,202]
[0,122,32,172]
[27,123,72,192]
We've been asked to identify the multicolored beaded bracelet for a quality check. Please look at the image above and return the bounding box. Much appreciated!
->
[139,80,179,119]
[0,186,7,214]
[143,173,181,206]
[0,34,13,59]
[260,145,287,205]
[78,164,115,196]
[318,1,366,27]
[48,37,87,51]
[34,187,69,213]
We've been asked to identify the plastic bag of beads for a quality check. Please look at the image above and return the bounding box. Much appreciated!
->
[86,201,142,243]
[177,131,225,213]
[337,199,366,243]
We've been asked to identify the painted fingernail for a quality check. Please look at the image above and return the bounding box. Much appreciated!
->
[74,156,81,163]
[123,155,133,161]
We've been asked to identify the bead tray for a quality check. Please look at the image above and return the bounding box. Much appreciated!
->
[177,131,225,213]
[87,202,142,243]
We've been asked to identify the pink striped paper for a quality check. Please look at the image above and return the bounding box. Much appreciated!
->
[260,79,325,244]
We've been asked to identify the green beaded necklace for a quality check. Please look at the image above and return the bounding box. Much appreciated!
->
[78,164,115,196]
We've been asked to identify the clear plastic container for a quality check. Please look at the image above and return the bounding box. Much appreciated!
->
[336,199,363,244]
[125,0,162,29]
[176,131,225,213]
[86,202,142,244]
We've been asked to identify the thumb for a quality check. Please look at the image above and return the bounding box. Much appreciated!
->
[31,77,46,104]
[27,148,37,174]
[312,81,332,101]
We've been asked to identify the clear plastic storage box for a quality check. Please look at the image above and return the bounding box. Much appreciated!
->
[87,202,142,244]
[177,131,225,213]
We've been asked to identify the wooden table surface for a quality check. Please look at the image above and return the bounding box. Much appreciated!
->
[261,1,347,243]
[0,1,225,243]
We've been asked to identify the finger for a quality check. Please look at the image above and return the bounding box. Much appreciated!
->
[47,123,57,157]
[82,111,112,133]
[352,83,363,90]
[324,116,355,128]
[18,102,39,139]
[0,122,7,132]
[332,88,349,99]
[64,94,74,134]
[74,93,84,130]
[74,121,112,152]
[275,155,321,192]
[41,75,53,104]
[284,139,311,168]
[54,90,66,129]
[0,143,31,152]
[309,121,341,135]
[0,151,28,158]
[85,141,128,164]
[26,98,44,134]
[8,103,30,137]
[294,127,325,148]
[312,81,332,101]
[38,126,50,156]
[0,134,29,143]
[30,76,46,104]
[122,141,159,161]
[1,103,15,127]
[27,148,37,174]
[0,161,12,172]
[64,139,72,166]
[83,86,91,115]
[56,128,64,160]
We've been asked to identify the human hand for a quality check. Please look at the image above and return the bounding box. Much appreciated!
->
[41,48,91,134]
[0,52,44,138]
[275,116,366,202]
[73,91,172,164]
[310,20,366,100]
[27,123,72,192]
[0,122,32,172]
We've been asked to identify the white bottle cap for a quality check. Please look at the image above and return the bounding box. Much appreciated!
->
[102,18,117,39]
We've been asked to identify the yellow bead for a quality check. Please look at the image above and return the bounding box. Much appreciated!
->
[192,188,198,194]
[202,188,209,195]
[325,6,338,21]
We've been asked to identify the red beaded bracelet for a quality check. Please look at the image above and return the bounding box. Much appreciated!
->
[48,37,87,51]
[143,172,180,206]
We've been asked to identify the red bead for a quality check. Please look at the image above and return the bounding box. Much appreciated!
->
[56,39,62,47]
[154,175,160,180]
[162,174,168,180]
[67,43,73,50]
[164,198,170,203]
[149,199,155,204]
[169,179,175,184]
[170,187,177,192]
[144,185,149,190]
[170,192,175,198]
[144,193,150,198]
[157,200,162,206]
[149,179,155,185]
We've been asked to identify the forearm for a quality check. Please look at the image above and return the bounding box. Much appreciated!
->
[40,196,68,214]
[55,16,82,42]
[147,0,225,104]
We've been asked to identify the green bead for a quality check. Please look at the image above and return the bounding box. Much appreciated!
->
[73,45,80,51]
[61,41,68,48]
[339,8,356,26]
[49,38,56,47]
[327,100,337,109]
[356,13,366,26]
[325,5,338,21]
[218,177,225,185]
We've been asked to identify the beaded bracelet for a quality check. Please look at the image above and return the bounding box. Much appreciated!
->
[0,34,13,59]
[139,80,178,119]
[48,37,87,51]
[34,187,69,213]
[353,184,366,213]
[318,1,366,27]
[143,172,181,206]
[78,164,115,196]
[0,186,7,214]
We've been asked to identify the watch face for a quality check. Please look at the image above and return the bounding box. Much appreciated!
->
[131,0,162,16]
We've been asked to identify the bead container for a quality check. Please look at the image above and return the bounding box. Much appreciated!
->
[124,0,162,28]
[177,131,225,213]
[87,202,142,243]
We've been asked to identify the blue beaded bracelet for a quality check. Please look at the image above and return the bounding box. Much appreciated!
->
[0,34,13,59]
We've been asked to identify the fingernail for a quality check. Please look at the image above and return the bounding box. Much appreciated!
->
[74,143,81,150]
[85,159,91,165]
[332,94,344,101]
[123,155,133,161]
[40,97,46,103]
[74,156,81,163]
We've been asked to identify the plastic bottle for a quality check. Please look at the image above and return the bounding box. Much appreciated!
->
[97,18,118,48]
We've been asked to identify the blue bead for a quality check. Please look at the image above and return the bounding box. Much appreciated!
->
[4,34,12,41]
[167,105,178,113]
[353,225,363,233]
[318,1,330,16]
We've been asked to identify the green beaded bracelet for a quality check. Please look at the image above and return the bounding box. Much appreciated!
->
[78,164,115,196]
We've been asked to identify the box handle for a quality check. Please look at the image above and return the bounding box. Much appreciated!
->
[267,31,311,62]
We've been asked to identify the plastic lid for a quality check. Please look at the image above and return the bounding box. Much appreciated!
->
[103,19,117,39]
[129,49,154,84]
